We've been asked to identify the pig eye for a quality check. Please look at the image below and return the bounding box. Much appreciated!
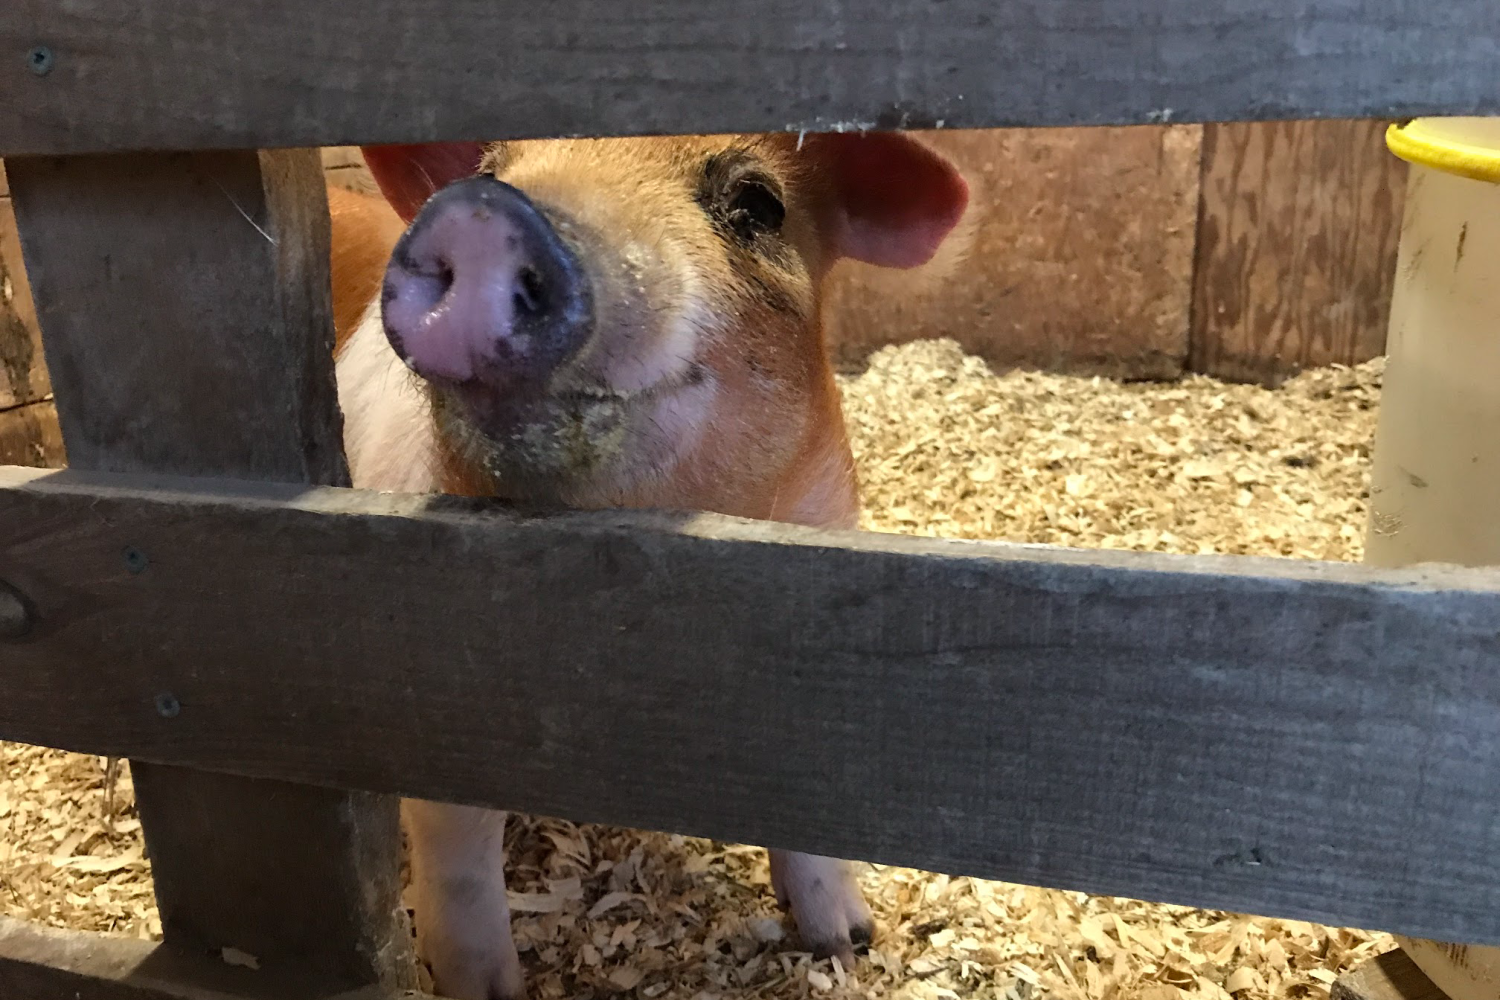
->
[726,179,785,242]
[698,152,787,246]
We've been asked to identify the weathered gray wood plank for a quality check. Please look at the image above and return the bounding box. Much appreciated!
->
[3,466,1500,944]
[6,152,347,482]
[5,153,410,991]
[0,916,426,1000]
[127,767,411,990]
[2,0,1498,156]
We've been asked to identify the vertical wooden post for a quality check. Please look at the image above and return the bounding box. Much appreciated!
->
[6,150,412,990]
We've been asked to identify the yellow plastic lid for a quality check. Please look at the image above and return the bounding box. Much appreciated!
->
[1387,117,1500,184]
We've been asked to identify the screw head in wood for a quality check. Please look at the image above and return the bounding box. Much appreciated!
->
[154,692,181,719]
[0,581,33,640]
[26,46,54,76]
[123,547,149,574]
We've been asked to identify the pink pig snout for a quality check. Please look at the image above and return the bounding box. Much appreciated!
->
[381,176,592,389]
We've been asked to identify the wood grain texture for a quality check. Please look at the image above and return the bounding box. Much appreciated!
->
[7,151,348,483]
[321,148,380,197]
[823,127,1200,376]
[4,466,1500,944]
[1,186,52,410]
[1189,120,1407,384]
[0,399,63,467]
[1332,949,1449,1000]
[3,0,1499,157]
[0,916,428,1000]
[0,172,63,467]
[6,152,410,990]
[129,767,411,990]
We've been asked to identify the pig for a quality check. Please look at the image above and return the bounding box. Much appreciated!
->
[326,131,969,1000]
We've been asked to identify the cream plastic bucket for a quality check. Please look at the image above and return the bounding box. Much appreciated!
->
[1366,117,1500,1000]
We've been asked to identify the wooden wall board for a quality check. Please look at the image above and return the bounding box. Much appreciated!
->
[1190,120,1405,384]
[3,0,1498,155]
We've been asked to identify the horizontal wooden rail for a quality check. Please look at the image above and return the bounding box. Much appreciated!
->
[3,0,1499,156]
[4,466,1500,944]
[0,916,424,1000]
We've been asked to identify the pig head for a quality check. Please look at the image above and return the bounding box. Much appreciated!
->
[343,132,966,524]
[331,132,968,1000]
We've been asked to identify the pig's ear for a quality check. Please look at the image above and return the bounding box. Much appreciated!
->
[359,142,489,224]
[804,132,969,269]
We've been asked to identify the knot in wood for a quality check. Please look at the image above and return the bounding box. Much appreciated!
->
[0,581,33,640]
[26,46,54,76]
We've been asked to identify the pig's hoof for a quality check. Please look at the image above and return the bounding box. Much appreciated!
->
[420,937,526,1000]
[849,922,874,948]
[768,850,875,965]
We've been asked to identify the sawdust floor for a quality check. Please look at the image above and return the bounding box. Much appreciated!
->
[1,338,1390,1000]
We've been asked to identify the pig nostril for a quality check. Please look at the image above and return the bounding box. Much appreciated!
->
[392,253,456,315]
[429,260,455,298]
[513,266,546,317]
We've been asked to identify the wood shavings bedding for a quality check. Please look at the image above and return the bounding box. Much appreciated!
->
[0,338,1391,999]
[843,339,1379,562]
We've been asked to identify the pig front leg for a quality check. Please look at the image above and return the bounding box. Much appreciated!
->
[769,850,875,964]
[403,799,525,1000]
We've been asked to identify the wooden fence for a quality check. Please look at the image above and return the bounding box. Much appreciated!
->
[2,2,1499,998]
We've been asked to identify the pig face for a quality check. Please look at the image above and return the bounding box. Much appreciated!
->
[364,134,967,512]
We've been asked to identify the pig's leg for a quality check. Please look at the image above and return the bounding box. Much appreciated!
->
[403,799,525,1000]
[769,850,875,963]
